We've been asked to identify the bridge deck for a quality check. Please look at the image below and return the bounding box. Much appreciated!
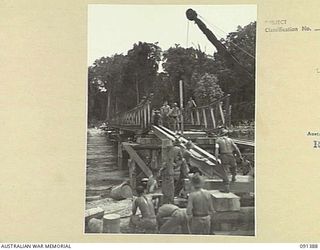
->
[152,125,229,179]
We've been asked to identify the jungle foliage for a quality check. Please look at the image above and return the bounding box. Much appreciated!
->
[88,22,256,123]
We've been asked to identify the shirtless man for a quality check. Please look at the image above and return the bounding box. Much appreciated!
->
[186,173,214,235]
[129,186,157,233]
[215,128,243,182]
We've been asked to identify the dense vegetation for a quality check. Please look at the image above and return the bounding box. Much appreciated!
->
[88,22,256,124]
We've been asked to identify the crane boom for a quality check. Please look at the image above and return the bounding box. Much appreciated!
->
[186,8,254,80]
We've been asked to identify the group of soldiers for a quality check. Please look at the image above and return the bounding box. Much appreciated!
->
[160,138,209,203]
[129,173,214,234]
[129,128,247,234]
[153,97,197,132]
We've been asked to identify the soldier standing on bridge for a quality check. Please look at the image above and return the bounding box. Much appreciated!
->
[186,97,197,123]
[215,128,243,182]
[160,101,171,128]
[169,102,180,133]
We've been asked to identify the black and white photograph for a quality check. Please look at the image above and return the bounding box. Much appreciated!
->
[85,5,256,236]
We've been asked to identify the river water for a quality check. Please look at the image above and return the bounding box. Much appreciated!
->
[86,128,129,198]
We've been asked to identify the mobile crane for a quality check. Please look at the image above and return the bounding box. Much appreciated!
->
[185,8,254,81]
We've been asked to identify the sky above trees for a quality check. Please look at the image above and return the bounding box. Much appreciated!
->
[88,5,256,66]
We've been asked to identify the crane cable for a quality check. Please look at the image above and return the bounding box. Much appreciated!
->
[198,15,256,60]
[186,19,190,48]
[186,14,254,80]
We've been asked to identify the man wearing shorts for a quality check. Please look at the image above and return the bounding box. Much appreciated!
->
[215,128,243,182]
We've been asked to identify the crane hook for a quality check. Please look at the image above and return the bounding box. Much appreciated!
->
[186,8,197,21]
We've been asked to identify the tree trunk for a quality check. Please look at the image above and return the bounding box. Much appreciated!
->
[136,79,140,105]
[115,97,118,114]
[106,90,111,121]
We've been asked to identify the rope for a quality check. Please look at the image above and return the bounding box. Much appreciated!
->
[198,15,255,59]
[186,20,190,48]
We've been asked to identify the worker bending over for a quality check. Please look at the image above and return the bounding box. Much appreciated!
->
[157,204,190,234]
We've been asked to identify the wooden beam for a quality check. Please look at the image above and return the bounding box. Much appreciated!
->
[117,141,123,169]
[204,179,254,193]
[122,143,152,177]
[210,107,216,128]
[161,139,174,204]
[202,108,208,129]
[196,109,200,125]
[225,94,231,128]
[219,102,225,125]
[129,143,161,150]
[135,111,137,125]
[147,101,151,126]
[156,125,218,162]
[190,110,194,125]
[128,158,137,189]
[233,139,254,148]
[152,125,226,180]
[144,105,147,128]
[151,150,158,170]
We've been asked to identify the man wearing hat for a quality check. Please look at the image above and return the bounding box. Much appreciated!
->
[186,173,214,235]
[215,128,243,182]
